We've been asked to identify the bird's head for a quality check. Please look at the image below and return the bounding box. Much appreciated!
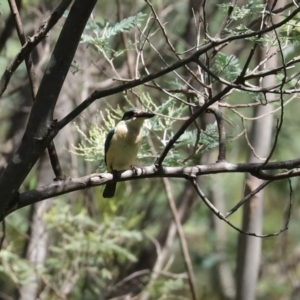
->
[121,108,155,126]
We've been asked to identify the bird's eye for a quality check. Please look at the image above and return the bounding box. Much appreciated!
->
[122,110,135,120]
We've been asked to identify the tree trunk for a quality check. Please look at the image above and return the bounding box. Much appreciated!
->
[235,2,282,298]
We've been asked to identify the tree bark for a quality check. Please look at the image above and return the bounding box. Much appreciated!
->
[235,2,282,298]
[0,0,96,217]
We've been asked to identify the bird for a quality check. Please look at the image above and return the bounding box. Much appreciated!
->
[103,108,155,198]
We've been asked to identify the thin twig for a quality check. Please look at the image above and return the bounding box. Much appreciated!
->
[219,97,283,108]
[54,6,300,133]
[215,0,237,38]
[0,0,72,97]
[155,85,232,167]
[260,9,286,168]
[182,104,202,164]
[208,105,226,162]
[227,94,297,121]
[7,0,38,98]
[225,181,271,218]
[116,0,135,80]
[8,0,65,180]
[162,177,198,300]
[191,179,290,238]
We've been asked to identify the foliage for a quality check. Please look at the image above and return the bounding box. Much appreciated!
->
[213,52,241,82]
[0,250,34,286]
[147,277,189,300]
[280,17,300,44]
[217,1,266,21]
[70,113,112,170]
[44,204,142,294]
[81,12,146,58]
[1,202,143,298]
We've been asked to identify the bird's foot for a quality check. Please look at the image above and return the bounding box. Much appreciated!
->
[154,162,163,172]
[130,165,139,176]
[154,157,164,171]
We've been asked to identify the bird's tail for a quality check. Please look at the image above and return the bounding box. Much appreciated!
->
[103,183,116,198]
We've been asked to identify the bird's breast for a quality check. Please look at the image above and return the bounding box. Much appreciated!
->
[106,123,142,171]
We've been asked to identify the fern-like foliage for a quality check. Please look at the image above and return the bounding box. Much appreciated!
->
[213,52,241,82]
[69,108,120,171]
[102,13,145,39]
[43,203,142,296]
[81,12,146,58]
[217,1,266,21]
[147,277,190,300]
[0,250,34,286]
[280,17,300,44]
[0,202,143,294]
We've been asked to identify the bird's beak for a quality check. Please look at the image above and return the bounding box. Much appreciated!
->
[135,111,155,119]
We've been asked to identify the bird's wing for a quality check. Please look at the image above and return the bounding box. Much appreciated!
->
[104,128,115,165]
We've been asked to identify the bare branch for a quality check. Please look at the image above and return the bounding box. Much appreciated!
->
[8,0,65,180]
[191,179,290,238]
[162,177,197,300]
[0,0,73,97]
[56,6,300,132]
[0,0,97,217]
[8,157,300,216]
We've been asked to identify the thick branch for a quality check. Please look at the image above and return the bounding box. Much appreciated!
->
[0,0,73,97]
[9,157,300,216]
[9,0,65,180]
[156,85,232,166]
[0,0,96,216]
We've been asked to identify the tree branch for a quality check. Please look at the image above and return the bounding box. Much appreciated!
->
[162,177,197,300]
[55,6,300,132]
[0,0,73,97]
[191,179,291,238]
[0,0,97,217]
[8,0,65,180]
[8,157,300,216]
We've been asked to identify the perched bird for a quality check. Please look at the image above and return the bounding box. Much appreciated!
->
[103,108,155,198]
